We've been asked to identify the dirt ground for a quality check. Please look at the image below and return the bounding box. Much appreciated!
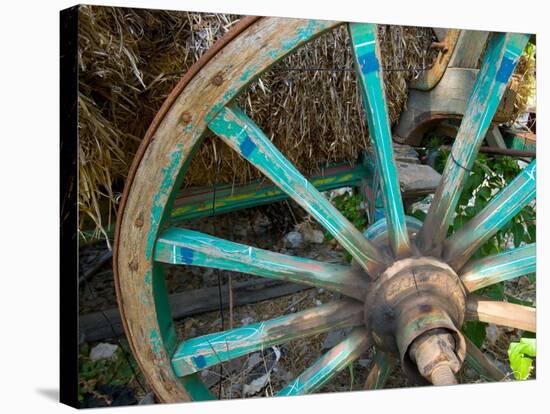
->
[78,198,535,406]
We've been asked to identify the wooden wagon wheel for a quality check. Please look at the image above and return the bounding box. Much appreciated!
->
[114,17,535,402]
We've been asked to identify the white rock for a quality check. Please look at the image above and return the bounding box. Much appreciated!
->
[241,316,255,326]
[243,373,270,396]
[327,187,353,202]
[89,343,118,361]
[284,231,303,248]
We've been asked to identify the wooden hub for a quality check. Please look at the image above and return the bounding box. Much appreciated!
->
[364,257,467,379]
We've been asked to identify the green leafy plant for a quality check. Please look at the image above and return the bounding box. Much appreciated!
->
[329,191,367,262]
[331,192,367,232]
[508,337,536,380]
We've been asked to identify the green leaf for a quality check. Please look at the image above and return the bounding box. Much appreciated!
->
[464,206,476,217]
[513,223,526,248]
[479,282,505,301]
[466,173,482,191]
[527,224,536,243]
[462,321,487,348]
[505,294,533,307]
[508,338,536,380]
[477,187,492,201]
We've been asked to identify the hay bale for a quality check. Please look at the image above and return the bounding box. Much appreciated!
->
[78,6,239,238]
[78,7,533,239]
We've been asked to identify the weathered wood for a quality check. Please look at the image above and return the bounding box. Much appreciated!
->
[417,33,530,256]
[154,227,369,300]
[349,22,412,258]
[460,244,536,292]
[395,68,478,145]
[396,161,441,199]
[170,162,369,222]
[277,328,370,396]
[466,296,536,332]
[80,278,311,342]
[114,17,343,402]
[396,33,523,146]
[410,29,460,91]
[448,30,490,68]
[444,160,536,270]
[171,301,364,376]
[209,105,389,276]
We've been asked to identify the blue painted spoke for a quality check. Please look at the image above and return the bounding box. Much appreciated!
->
[277,328,370,396]
[171,301,364,377]
[208,105,389,277]
[154,227,369,300]
[460,243,536,292]
[444,160,536,270]
[417,32,531,255]
[349,23,411,258]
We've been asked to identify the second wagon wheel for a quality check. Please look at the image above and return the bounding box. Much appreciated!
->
[114,17,536,403]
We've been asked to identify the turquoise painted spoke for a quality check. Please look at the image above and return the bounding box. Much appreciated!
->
[171,301,363,377]
[464,336,506,381]
[364,349,395,390]
[444,160,536,270]
[417,32,530,255]
[460,243,536,292]
[154,227,369,300]
[277,328,370,396]
[349,23,411,258]
[208,105,389,277]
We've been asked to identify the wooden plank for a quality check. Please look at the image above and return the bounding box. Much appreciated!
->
[170,162,369,222]
[80,162,368,240]
[80,279,311,342]
[448,30,490,69]
[466,296,536,332]
[396,161,441,195]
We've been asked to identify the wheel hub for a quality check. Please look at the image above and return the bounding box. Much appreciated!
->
[364,256,467,383]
